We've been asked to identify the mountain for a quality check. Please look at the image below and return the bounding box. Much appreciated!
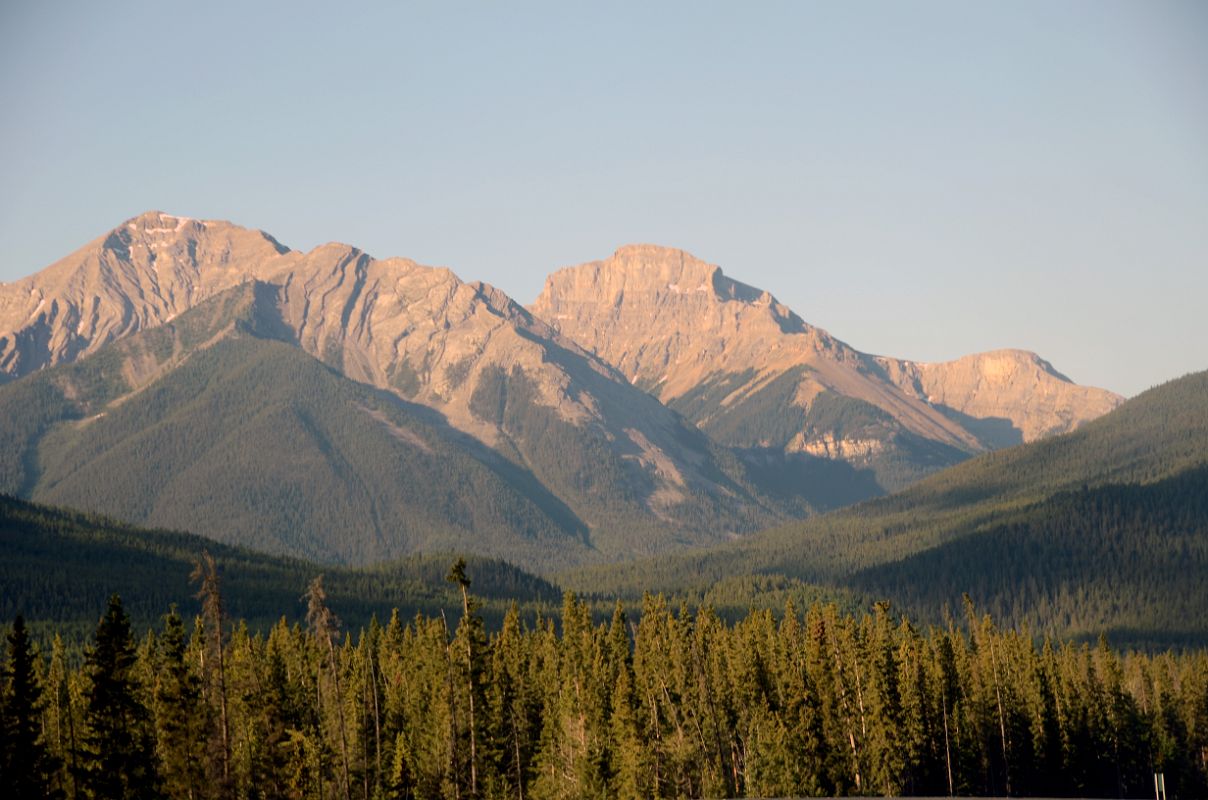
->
[565,370,1208,645]
[530,244,1123,493]
[0,214,784,567]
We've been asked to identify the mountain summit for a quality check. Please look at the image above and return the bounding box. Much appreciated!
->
[531,244,1123,489]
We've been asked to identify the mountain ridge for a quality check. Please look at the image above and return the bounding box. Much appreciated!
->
[531,243,1123,488]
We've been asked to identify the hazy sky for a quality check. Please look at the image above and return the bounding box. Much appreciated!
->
[2,1,1205,397]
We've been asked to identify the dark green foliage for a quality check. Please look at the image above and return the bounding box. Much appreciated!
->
[0,493,562,638]
[152,607,207,800]
[853,465,1208,644]
[77,595,161,799]
[8,578,1208,798]
[2,614,61,797]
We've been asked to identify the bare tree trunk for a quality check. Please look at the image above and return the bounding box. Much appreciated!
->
[988,637,1011,796]
[942,694,954,796]
[326,636,352,800]
[191,552,231,789]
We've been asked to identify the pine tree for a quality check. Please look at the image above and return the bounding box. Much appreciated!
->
[3,614,62,798]
[154,606,208,800]
[44,634,77,799]
[77,595,162,799]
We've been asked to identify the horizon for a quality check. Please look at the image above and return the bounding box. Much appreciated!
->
[3,1,1206,397]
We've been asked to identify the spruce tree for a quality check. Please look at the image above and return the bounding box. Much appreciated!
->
[154,606,207,800]
[78,594,161,799]
[3,614,62,798]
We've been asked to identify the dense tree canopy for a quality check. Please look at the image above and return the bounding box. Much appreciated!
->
[4,574,1207,799]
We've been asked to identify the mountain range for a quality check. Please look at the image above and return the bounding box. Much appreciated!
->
[0,211,1122,569]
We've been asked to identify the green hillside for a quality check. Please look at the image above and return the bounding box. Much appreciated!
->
[0,493,560,639]
[566,371,1208,645]
[0,283,604,568]
[0,281,796,570]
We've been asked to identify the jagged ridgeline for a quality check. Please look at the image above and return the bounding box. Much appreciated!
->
[3,591,1207,798]
[0,281,788,569]
[530,244,1122,494]
[566,370,1208,647]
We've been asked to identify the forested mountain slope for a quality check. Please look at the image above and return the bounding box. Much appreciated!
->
[0,214,1124,547]
[0,493,560,636]
[0,283,600,566]
[567,371,1208,644]
[0,276,785,568]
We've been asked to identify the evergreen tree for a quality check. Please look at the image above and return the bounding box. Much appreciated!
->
[3,615,62,798]
[307,575,352,800]
[44,634,77,799]
[154,606,208,800]
[77,595,161,799]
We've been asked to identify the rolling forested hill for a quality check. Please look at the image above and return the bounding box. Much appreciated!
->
[0,493,561,639]
[566,370,1208,645]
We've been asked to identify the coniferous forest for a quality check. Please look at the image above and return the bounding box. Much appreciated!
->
[3,560,1207,799]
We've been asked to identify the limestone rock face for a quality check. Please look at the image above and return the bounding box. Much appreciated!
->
[531,245,1122,482]
[0,212,603,437]
[0,212,292,377]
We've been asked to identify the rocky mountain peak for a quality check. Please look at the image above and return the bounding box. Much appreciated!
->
[539,243,784,313]
[531,245,1123,486]
[0,211,297,378]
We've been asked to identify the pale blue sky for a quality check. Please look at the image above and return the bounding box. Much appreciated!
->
[2,1,1205,396]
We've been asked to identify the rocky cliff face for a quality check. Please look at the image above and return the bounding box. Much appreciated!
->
[0,212,618,441]
[0,212,292,377]
[531,245,1122,485]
